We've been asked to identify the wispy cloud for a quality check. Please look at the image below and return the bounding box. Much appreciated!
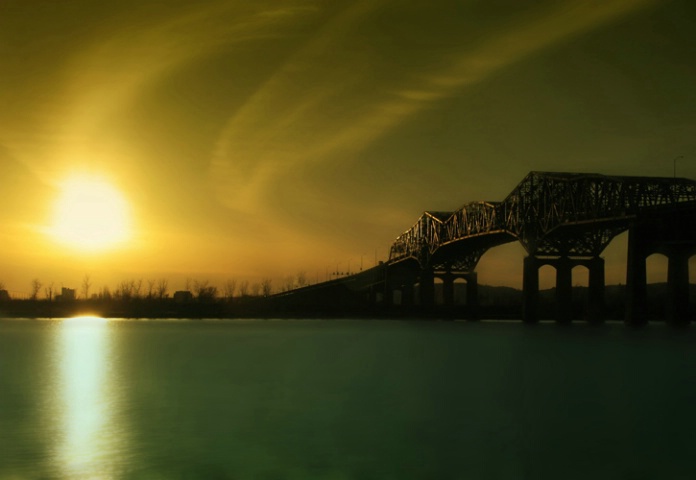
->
[6,0,319,182]
[210,0,660,215]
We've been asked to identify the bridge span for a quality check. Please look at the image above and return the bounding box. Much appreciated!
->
[276,172,696,325]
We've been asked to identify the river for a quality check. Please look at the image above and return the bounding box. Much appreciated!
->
[1,318,696,479]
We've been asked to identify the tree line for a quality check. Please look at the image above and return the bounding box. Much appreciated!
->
[1,271,313,302]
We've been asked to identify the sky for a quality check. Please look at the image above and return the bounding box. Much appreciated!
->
[2,0,696,295]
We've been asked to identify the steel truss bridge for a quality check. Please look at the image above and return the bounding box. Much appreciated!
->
[275,172,696,325]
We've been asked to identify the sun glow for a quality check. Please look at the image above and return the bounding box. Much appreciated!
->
[49,175,131,251]
[65,315,108,325]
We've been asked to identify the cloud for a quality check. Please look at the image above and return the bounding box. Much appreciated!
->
[4,1,320,182]
[210,0,661,218]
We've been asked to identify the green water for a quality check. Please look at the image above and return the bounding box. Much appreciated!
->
[2,318,696,479]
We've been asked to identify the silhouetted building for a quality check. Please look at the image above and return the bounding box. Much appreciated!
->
[56,287,76,301]
[173,290,193,304]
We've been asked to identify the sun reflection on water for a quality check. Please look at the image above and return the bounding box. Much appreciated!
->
[54,316,122,478]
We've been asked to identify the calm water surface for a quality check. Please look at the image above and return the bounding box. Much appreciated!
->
[2,318,696,479]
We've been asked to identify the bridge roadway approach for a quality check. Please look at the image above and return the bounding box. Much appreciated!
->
[273,172,696,325]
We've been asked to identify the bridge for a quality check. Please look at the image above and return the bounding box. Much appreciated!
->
[274,172,696,325]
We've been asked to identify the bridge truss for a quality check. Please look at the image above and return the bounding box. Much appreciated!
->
[389,171,696,269]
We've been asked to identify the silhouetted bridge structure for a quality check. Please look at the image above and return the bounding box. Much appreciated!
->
[274,172,696,325]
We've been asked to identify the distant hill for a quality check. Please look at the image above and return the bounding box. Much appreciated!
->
[460,282,694,320]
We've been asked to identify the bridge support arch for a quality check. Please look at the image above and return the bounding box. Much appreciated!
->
[625,225,694,327]
[523,255,605,324]
[437,271,478,319]
[415,269,479,318]
[383,263,420,307]
[439,271,478,308]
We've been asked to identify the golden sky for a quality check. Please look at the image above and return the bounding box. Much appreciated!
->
[1,0,695,295]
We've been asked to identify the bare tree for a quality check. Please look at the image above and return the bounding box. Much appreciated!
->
[251,283,260,297]
[115,281,126,300]
[193,279,207,296]
[296,271,308,288]
[30,278,42,300]
[238,280,249,297]
[156,278,169,299]
[116,280,134,301]
[100,285,112,301]
[282,276,295,292]
[223,279,237,300]
[194,280,217,302]
[261,278,273,297]
[133,278,143,299]
[44,282,54,302]
[81,274,92,300]
[146,279,155,299]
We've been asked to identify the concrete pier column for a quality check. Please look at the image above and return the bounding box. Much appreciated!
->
[442,272,455,307]
[401,283,415,306]
[555,256,573,324]
[368,285,376,304]
[466,272,479,320]
[522,256,539,323]
[667,250,690,326]
[625,227,648,326]
[419,269,435,307]
[587,257,606,324]
[383,282,394,306]
[384,272,402,307]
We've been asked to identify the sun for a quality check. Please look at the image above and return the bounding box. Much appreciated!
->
[49,174,132,251]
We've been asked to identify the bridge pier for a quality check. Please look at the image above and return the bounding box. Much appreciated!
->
[440,272,479,306]
[438,270,479,319]
[625,225,695,326]
[466,272,479,320]
[667,248,691,326]
[555,256,573,324]
[419,269,435,307]
[624,226,650,326]
[523,255,605,324]
[383,266,419,307]
[369,284,380,304]
[442,271,454,307]
[587,257,606,324]
[401,283,415,306]
[522,256,539,323]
